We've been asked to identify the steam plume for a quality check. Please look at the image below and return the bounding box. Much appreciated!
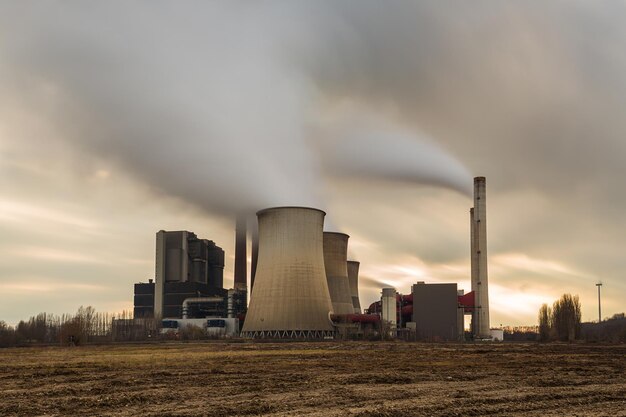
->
[0,2,471,216]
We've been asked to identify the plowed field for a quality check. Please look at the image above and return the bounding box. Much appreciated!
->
[1,342,624,416]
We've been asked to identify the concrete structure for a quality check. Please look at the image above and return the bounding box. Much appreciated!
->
[347,261,362,314]
[241,207,335,339]
[154,230,225,318]
[470,177,491,338]
[381,287,397,336]
[234,215,247,292]
[412,282,460,341]
[250,219,259,291]
[323,232,355,315]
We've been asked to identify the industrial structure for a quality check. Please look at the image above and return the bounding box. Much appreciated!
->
[364,176,494,341]
[241,207,335,339]
[470,176,491,338]
[347,261,361,314]
[133,230,246,323]
[131,176,494,341]
[324,232,356,315]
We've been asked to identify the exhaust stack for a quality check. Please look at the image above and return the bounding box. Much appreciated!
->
[471,176,491,338]
[234,215,247,292]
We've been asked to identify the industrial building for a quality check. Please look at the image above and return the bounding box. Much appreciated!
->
[131,176,494,341]
[365,177,495,341]
[134,230,246,323]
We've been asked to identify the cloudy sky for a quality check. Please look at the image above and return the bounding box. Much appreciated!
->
[1,2,625,326]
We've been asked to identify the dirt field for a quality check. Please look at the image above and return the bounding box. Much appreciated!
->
[0,342,624,416]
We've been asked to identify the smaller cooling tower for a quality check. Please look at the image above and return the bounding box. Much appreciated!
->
[241,207,335,339]
[323,232,355,315]
[347,261,361,314]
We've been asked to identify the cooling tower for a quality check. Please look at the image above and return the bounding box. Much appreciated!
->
[240,207,335,339]
[347,261,362,314]
[471,176,491,338]
[323,232,355,315]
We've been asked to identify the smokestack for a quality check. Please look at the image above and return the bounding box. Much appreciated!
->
[250,218,259,291]
[234,215,247,291]
[323,232,356,315]
[347,261,361,314]
[241,207,335,339]
[471,176,490,338]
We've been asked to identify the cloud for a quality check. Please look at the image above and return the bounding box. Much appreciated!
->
[1,2,625,325]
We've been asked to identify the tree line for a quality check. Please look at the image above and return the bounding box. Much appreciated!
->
[536,293,626,343]
[0,306,157,347]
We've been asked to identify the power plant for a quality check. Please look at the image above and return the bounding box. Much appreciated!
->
[132,176,495,341]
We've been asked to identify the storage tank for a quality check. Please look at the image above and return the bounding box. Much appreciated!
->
[240,207,335,339]
[323,232,355,315]
[347,261,362,314]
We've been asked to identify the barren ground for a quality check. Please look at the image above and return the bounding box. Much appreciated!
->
[0,342,624,416]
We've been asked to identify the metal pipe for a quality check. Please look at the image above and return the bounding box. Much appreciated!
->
[181,297,224,319]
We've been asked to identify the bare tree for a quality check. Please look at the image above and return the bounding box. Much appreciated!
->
[538,304,551,342]
[551,294,582,342]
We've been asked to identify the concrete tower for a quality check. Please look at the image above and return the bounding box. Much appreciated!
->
[323,232,355,315]
[234,215,247,291]
[471,177,491,338]
[241,207,335,339]
[347,261,362,314]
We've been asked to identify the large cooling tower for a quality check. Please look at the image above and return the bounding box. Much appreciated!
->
[240,207,335,339]
[347,261,362,314]
[471,176,491,338]
[323,232,355,315]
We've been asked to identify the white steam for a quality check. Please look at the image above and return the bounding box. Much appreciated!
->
[0,2,472,216]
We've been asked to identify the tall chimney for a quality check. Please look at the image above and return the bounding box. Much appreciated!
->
[234,215,247,291]
[471,176,490,338]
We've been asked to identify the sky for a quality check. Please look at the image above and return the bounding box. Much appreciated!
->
[1,1,625,326]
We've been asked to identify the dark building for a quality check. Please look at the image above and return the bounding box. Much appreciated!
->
[133,280,155,318]
[412,282,460,341]
[154,230,225,318]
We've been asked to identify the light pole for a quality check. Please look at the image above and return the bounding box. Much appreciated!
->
[596,282,603,323]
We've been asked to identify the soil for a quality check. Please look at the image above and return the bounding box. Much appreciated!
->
[0,342,624,416]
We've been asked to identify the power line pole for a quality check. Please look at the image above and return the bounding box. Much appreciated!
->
[596,282,603,323]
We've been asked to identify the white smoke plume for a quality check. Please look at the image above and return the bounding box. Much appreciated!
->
[0,2,471,217]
